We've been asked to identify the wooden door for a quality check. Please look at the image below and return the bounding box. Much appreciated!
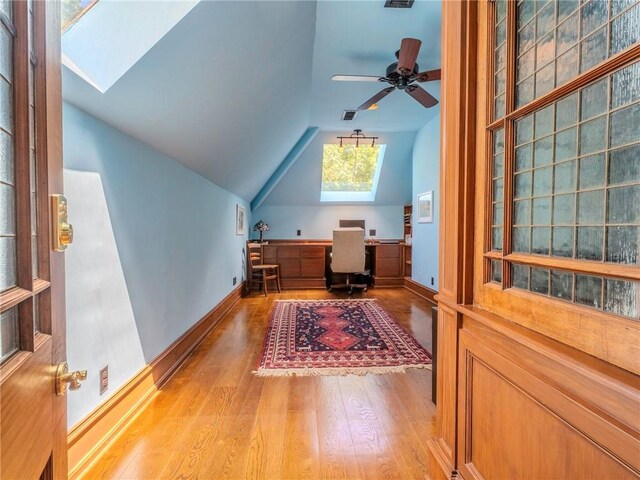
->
[0,1,67,478]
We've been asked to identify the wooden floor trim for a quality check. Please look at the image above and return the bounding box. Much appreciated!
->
[67,283,245,480]
[404,277,438,306]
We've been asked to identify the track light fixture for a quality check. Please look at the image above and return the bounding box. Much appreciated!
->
[337,129,378,148]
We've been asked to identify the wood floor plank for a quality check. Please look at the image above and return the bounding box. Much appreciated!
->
[81,289,436,480]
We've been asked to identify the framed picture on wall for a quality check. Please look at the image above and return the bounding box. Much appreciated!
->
[417,191,433,223]
[236,204,245,235]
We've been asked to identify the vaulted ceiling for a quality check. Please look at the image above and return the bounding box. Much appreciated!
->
[62,0,442,201]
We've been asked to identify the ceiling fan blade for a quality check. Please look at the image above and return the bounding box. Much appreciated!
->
[332,74,384,82]
[415,68,442,82]
[397,38,422,76]
[406,84,438,108]
[357,86,396,110]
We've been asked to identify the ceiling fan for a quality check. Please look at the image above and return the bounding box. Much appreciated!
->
[332,38,441,110]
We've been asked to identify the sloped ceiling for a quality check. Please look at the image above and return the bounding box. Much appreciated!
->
[261,131,415,206]
[62,1,317,200]
[62,0,441,201]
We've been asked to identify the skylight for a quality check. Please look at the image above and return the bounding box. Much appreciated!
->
[61,0,97,31]
[320,144,386,202]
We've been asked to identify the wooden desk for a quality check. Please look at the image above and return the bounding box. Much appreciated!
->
[250,240,405,290]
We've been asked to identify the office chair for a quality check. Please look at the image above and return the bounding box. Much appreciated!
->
[329,227,369,294]
[247,242,281,296]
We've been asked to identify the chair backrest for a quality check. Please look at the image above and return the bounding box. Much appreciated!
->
[247,243,262,270]
[331,228,365,273]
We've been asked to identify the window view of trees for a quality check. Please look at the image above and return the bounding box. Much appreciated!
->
[62,0,96,31]
[321,144,381,192]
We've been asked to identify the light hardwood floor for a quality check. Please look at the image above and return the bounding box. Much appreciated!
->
[83,289,436,480]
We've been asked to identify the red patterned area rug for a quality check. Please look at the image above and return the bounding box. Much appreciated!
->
[254,299,432,377]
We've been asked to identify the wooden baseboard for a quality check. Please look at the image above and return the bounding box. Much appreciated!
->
[372,275,405,287]
[67,283,245,480]
[404,277,438,305]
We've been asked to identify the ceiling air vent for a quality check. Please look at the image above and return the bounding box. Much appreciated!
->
[384,0,414,8]
[341,110,358,121]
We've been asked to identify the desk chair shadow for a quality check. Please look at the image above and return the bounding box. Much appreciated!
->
[328,228,370,295]
[247,242,281,296]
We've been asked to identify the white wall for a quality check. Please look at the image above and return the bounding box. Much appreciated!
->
[63,102,250,427]
[412,113,441,290]
[251,205,403,240]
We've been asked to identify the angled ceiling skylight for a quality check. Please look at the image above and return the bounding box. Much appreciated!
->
[320,144,386,202]
[61,0,200,93]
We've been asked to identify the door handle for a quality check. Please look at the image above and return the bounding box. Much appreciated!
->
[55,362,87,396]
[51,194,73,251]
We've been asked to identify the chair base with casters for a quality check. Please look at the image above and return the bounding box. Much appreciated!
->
[328,271,370,295]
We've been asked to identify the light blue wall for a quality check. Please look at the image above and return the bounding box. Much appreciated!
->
[63,102,250,427]
[412,112,440,290]
[251,205,403,240]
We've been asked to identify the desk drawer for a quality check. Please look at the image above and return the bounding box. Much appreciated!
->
[376,257,402,277]
[376,244,402,258]
[280,258,301,277]
[278,246,301,259]
[301,258,325,277]
[301,246,325,258]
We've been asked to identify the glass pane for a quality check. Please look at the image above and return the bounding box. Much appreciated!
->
[0,1,11,21]
[611,61,640,109]
[515,172,533,198]
[579,116,607,155]
[558,0,579,22]
[556,93,578,130]
[581,78,608,121]
[514,199,531,225]
[531,267,550,294]
[607,185,640,223]
[552,226,574,257]
[554,161,576,193]
[551,270,573,300]
[493,153,504,178]
[578,153,605,189]
[517,76,535,106]
[0,181,15,235]
[575,274,603,308]
[512,264,530,289]
[577,226,604,260]
[580,27,607,73]
[557,11,579,54]
[518,1,535,28]
[609,103,640,148]
[513,226,531,253]
[553,194,575,224]
[533,167,552,195]
[577,190,605,224]
[581,0,608,38]
[532,196,552,224]
[33,295,40,334]
[518,47,535,81]
[610,3,640,56]
[494,129,505,154]
[0,307,18,363]
[0,77,12,134]
[0,236,16,292]
[609,145,640,185]
[516,114,534,145]
[493,202,504,226]
[535,105,555,138]
[0,129,13,185]
[556,45,579,86]
[492,227,503,251]
[491,260,502,283]
[606,226,639,264]
[532,227,551,254]
[536,31,556,68]
[0,24,12,82]
[494,178,503,202]
[605,279,639,318]
[516,144,533,172]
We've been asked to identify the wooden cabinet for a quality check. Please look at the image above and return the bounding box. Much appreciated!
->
[372,244,404,286]
[260,243,326,289]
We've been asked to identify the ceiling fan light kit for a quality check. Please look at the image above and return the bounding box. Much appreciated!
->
[337,129,378,148]
[332,37,440,111]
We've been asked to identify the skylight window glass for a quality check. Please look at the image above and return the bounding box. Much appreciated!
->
[61,0,97,31]
[321,144,386,202]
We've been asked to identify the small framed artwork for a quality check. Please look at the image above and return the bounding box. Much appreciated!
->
[417,191,434,223]
[236,204,245,235]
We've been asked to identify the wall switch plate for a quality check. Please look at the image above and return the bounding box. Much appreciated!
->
[99,366,108,395]
[233,276,237,286]
[297,230,301,236]
[369,229,376,236]
[431,277,434,286]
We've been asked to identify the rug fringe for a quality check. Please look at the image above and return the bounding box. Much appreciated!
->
[274,298,378,303]
[253,364,432,377]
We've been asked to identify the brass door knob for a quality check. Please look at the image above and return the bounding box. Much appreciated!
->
[56,362,87,397]
[59,222,74,246]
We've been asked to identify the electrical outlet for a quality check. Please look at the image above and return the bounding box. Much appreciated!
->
[369,229,376,236]
[297,230,301,236]
[233,276,237,286]
[99,366,108,395]
[431,277,434,286]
